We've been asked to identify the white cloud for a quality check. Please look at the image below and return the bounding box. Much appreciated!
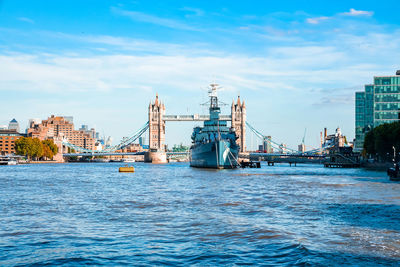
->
[306,8,373,25]
[17,17,35,24]
[2,25,399,96]
[111,7,199,31]
[180,7,204,17]
[0,53,279,94]
[306,16,330,24]
[316,93,355,106]
[341,8,374,17]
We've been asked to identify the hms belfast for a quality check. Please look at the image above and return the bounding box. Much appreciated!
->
[190,84,240,169]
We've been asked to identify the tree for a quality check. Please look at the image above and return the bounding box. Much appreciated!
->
[363,122,400,161]
[363,130,375,156]
[14,137,33,160]
[15,137,62,161]
[42,139,58,160]
[31,138,43,160]
[42,144,53,160]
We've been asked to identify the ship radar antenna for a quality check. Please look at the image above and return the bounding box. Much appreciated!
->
[208,83,220,97]
[201,82,227,107]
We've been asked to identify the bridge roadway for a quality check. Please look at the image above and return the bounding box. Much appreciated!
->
[246,153,325,158]
[62,152,190,157]
[163,115,231,121]
[63,151,324,158]
[245,152,327,165]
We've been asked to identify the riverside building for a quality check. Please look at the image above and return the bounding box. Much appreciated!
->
[8,119,20,133]
[28,115,96,151]
[355,70,400,151]
[0,129,24,155]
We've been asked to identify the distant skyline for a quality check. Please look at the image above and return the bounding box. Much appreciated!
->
[1,0,400,150]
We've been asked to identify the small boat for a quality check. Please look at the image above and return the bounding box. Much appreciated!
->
[122,158,135,163]
[388,162,400,181]
[0,157,18,165]
[92,158,110,163]
[119,165,135,173]
[7,159,17,165]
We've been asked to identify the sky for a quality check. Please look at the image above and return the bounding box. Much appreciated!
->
[1,0,400,150]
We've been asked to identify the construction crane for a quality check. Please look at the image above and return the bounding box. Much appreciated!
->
[301,128,307,149]
[302,128,307,146]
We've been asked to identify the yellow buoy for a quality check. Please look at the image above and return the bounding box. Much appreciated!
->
[119,166,135,173]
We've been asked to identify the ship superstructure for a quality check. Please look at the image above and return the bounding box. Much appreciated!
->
[190,84,240,168]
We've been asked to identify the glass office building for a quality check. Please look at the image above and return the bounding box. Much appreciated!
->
[354,70,400,152]
[355,91,366,151]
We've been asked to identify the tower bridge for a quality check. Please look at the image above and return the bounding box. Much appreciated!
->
[146,94,246,163]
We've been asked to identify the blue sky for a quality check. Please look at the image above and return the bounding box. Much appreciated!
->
[1,0,399,150]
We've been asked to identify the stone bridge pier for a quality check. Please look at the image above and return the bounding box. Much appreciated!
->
[145,94,167,163]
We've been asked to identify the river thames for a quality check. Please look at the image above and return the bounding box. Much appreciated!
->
[1,163,400,266]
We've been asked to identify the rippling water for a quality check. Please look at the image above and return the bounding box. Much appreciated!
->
[1,163,400,266]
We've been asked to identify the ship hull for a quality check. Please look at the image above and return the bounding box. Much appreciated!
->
[190,140,239,169]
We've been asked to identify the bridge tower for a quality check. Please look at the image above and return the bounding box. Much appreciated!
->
[231,96,246,152]
[148,94,166,151]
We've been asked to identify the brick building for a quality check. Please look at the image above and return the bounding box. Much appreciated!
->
[0,129,24,155]
[28,115,96,151]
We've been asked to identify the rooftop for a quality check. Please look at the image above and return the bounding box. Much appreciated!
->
[0,129,25,136]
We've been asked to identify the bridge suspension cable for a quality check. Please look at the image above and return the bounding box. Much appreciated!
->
[246,122,299,153]
[246,122,331,154]
[62,121,149,154]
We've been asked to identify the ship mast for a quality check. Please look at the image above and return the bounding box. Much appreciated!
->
[209,83,219,109]
[208,83,221,139]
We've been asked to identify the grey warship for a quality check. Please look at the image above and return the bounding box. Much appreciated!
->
[190,84,240,169]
